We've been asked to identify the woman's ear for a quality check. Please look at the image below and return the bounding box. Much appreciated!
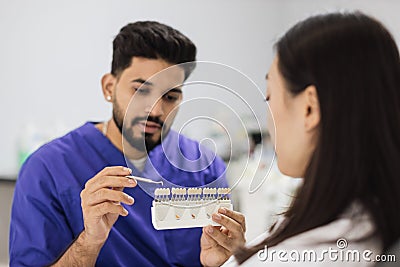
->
[304,85,320,131]
[101,73,116,102]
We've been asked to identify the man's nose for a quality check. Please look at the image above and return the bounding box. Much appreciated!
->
[145,98,164,117]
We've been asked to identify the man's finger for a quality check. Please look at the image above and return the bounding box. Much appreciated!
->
[84,188,134,206]
[99,166,132,176]
[85,176,137,193]
[87,202,129,217]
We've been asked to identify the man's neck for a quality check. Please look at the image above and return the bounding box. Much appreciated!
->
[96,119,147,160]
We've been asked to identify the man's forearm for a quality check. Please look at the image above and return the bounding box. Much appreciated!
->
[50,231,103,267]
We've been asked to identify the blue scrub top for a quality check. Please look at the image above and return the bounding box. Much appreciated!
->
[9,122,227,267]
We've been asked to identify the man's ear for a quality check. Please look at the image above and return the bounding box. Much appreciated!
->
[101,73,116,102]
[304,85,320,131]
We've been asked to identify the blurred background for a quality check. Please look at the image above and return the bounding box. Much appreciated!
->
[1,0,399,265]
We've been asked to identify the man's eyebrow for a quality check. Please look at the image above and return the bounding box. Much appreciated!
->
[131,78,154,86]
[166,88,183,94]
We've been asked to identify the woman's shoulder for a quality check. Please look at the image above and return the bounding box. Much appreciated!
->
[280,202,377,248]
[230,203,381,266]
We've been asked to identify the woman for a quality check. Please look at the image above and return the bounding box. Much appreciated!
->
[200,12,400,266]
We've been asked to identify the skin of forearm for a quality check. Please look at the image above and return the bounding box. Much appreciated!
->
[50,231,103,267]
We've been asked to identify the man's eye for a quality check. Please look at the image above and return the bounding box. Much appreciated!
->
[134,88,150,94]
[265,96,270,102]
[163,94,179,102]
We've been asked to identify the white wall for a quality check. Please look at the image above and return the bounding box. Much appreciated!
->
[1,0,400,176]
[0,0,281,176]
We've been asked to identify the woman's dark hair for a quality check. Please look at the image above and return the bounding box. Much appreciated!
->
[111,21,196,79]
[236,12,400,264]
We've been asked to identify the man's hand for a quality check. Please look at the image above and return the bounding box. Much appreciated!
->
[51,166,137,267]
[200,208,246,267]
[80,166,137,245]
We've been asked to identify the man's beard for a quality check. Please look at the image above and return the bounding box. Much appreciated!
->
[113,103,169,153]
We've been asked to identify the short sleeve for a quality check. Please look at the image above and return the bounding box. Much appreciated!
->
[9,152,75,267]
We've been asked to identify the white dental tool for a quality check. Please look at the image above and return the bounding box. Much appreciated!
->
[126,175,164,185]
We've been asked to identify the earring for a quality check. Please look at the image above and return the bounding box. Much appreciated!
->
[106,96,112,101]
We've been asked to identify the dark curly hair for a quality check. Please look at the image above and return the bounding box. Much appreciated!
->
[111,21,196,79]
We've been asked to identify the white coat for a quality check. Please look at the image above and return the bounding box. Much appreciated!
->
[222,203,381,266]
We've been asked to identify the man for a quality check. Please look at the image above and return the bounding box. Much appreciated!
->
[9,21,227,266]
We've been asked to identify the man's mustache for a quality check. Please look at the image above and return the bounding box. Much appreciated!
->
[130,116,164,128]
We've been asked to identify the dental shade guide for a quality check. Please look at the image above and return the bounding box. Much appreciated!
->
[151,187,233,230]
